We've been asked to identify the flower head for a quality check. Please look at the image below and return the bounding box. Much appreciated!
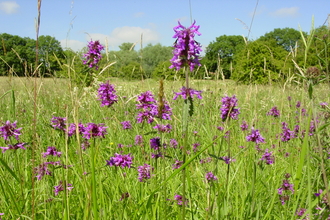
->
[42,146,62,157]
[240,121,249,131]
[134,135,143,145]
[267,106,280,117]
[246,128,265,144]
[0,142,27,153]
[220,95,240,121]
[121,121,132,130]
[174,194,188,206]
[82,123,107,139]
[169,20,202,71]
[97,81,118,107]
[50,116,67,131]
[54,181,74,196]
[0,120,22,141]
[83,40,104,70]
[106,153,133,168]
[150,137,161,150]
[260,149,274,165]
[173,86,202,100]
[172,160,183,169]
[205,171,218,182]
[137,164,153,182]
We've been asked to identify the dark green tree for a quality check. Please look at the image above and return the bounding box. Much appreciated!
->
[204,35,246,78]
[232,39,291,84]
[258,28,304,51]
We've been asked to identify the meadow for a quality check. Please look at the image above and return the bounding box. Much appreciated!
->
[0,75,329,219]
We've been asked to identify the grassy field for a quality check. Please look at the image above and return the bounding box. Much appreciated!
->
[0,76,329,219]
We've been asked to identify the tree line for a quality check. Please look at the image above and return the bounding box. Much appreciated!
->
[1,25,329,84]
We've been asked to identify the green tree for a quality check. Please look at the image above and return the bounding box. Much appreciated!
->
[232,39,291,84]
[258,27,304,51]
[152,60,185,80]
[204,35,245,78]
[140,43,172,78]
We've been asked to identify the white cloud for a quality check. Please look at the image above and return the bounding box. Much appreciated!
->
[89,26,160,50]
[0,1,19,14]
[134,12,145,18]
[60,39,86,52]
[270,7,299,17]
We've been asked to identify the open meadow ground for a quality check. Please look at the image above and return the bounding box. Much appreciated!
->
[0,76,329,219]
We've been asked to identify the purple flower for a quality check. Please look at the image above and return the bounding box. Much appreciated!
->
[173,86,202,100]
[320,102,328,108]
[295,208,307,217]
[174,194,188,206]
[0,142,27,153]
[134,135,143,145]
[205,171,218,182]
[50,116,67,131]
[97,81,118,107]
[240,121,248,131]
[220,95,240,121]
[278,175,294,205]
[267,106,280,117]
[106,153,133,168]
[151,152,163,159]
[309,119,319,136]
[81,139,90,151]
[34,163,52,180]
[54,181,74,196]
[246,128,265,144]
[153,124,172,133]
[221,156,236,164]
[150,137,161,150]
[296,101,301,108]
[169,20,202,71]
[137,164,153,182]
[42,146,62,157]
[121,121,132,130]
[83,40,104,70]
[280,122,295,142]
[260,149,274,165]
[172,160,183,169]
[0,120,22,141]
[192,142,200,152]
[82,123,107,139]
[169,139,178,148]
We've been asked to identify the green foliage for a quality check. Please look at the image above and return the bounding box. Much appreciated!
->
[232,39,291,84]
[0,33,65,77]
[258,27,304,51]
[204,35,245,78]
[119,61,146,80]
[152,60,185,80]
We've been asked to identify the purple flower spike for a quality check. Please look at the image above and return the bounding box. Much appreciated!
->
[106,153,133,168]
[97,81,118,107]
[121,121,132,130]
[150,137,161,150]
[267,106,280,117]
[220,95,240,121]
[240,121,249,131]
[0,142,27,153]
[260,149,275,165]
[173,86,202,100]
[83,40,104,70]
[174,194,188,206]
[50,116,67,131]
[205,171,218,182]
[42,146,62,158]
[82,123,107,139]
[246,128,265,144]
[0,120,22,141]
[169,20,202,71]
[172,160,183,169]
[137,164,153,182]
[54,181,74,196]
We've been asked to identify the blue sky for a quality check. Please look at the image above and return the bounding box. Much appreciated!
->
[0,0,329,52]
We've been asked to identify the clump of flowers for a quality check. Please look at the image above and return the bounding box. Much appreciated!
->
[82,123,107,139]
[169,20,202,71]
[246,128,265,144]
[240,121,249,131]
[121,121,132,130]
[34,161,69,181]
[106,153,133,168]
[83,40,104,70]
[153,124,172,133]
[174,194,188,206]
[150,137,161,151]
[205,171,218,182]
[136,91,172,123]
[50,116,67,131]
[267,106,280,117]
[0,142,27,153]
[0,120,22,141]
[173,86,202,100]
[260,149,274,165]
[42,146,62,157]
[278,173,294,205]
[221,156,236,164]
[220,95,240,121]
[54,181,74,196]
[137,164,153,182]
[172,160,183,169]
[97,81,118,107]
[134,135,143,146]
[280,122,295,142]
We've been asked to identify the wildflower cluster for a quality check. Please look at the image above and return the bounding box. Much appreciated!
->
[280,122,295,142]
[136,91,172,123]
[54,181,74,196]
[278,173,294,205]
[174,194,188,206]
[246,128,265,144]
[169,20,202,71]
[137,164,153,182]
[106,153,133,168]
[220,95,240,121]
[267,106,280,117]
[0,121,27,153]
[82,40,104,70]
[97,81,118,107]
[260,149,275,165]
[205,171,218,182]
[173,86,202,100]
